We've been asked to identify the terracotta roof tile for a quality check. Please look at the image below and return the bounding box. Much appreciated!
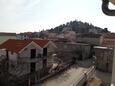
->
[0,39,49,53]
[34,40,49,48]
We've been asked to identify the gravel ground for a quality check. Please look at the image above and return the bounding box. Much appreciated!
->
[86,77,102,86]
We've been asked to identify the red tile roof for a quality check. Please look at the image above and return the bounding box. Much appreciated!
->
[0,39,49,53]
[33,40,49,48]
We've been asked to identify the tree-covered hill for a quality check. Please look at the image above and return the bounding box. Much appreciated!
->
[47,20,109,33]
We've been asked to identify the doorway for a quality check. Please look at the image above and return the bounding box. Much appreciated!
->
[30,62,36,72]
[30,49,36,73]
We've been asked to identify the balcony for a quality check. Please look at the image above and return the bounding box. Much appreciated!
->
[18,57,41,63]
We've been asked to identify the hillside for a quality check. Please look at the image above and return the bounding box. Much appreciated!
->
[47,20,109,34]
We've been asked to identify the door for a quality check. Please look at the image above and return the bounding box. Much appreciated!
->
[43,48,47,56]
[30,63,36,84]
[30,49,36,73]
[30,62,36,72]
[30,49,36,84]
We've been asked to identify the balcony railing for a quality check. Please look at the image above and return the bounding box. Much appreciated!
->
[18,57,41,63]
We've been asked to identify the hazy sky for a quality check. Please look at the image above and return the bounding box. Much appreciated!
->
[0,0,115,33]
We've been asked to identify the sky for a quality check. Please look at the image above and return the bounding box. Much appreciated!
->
[0,0,115,33]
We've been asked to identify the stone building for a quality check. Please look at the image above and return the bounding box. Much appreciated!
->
[101,33,115,48]
[77,33,103,45]
[54,42,91,63]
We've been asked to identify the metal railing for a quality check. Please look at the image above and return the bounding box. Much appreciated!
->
[71,66,95,86]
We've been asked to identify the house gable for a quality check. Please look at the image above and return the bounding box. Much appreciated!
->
[43,41,57,53]
[44,41,57,48]
[0,39,50,54]
[19,41,42,54]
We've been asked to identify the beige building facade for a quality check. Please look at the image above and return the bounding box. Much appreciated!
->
[0,39,57,76]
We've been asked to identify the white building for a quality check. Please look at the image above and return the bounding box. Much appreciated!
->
[0,39,57,76]
[16,33,31,40]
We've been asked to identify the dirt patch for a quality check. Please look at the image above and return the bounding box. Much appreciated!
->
[86,77,102,86]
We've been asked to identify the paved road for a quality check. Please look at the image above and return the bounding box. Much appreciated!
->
[35,65,88,86]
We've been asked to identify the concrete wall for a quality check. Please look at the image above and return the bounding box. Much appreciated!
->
[111,48,115,85]
[0,49,17,61]
[9,51,17,61]
[55,43,91,62]
[47,43,56,54]
[19,43,42,58]
[81,45,91,60]
[77,37,102,45]
[94,47,113,72]
[0,49,6,57]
